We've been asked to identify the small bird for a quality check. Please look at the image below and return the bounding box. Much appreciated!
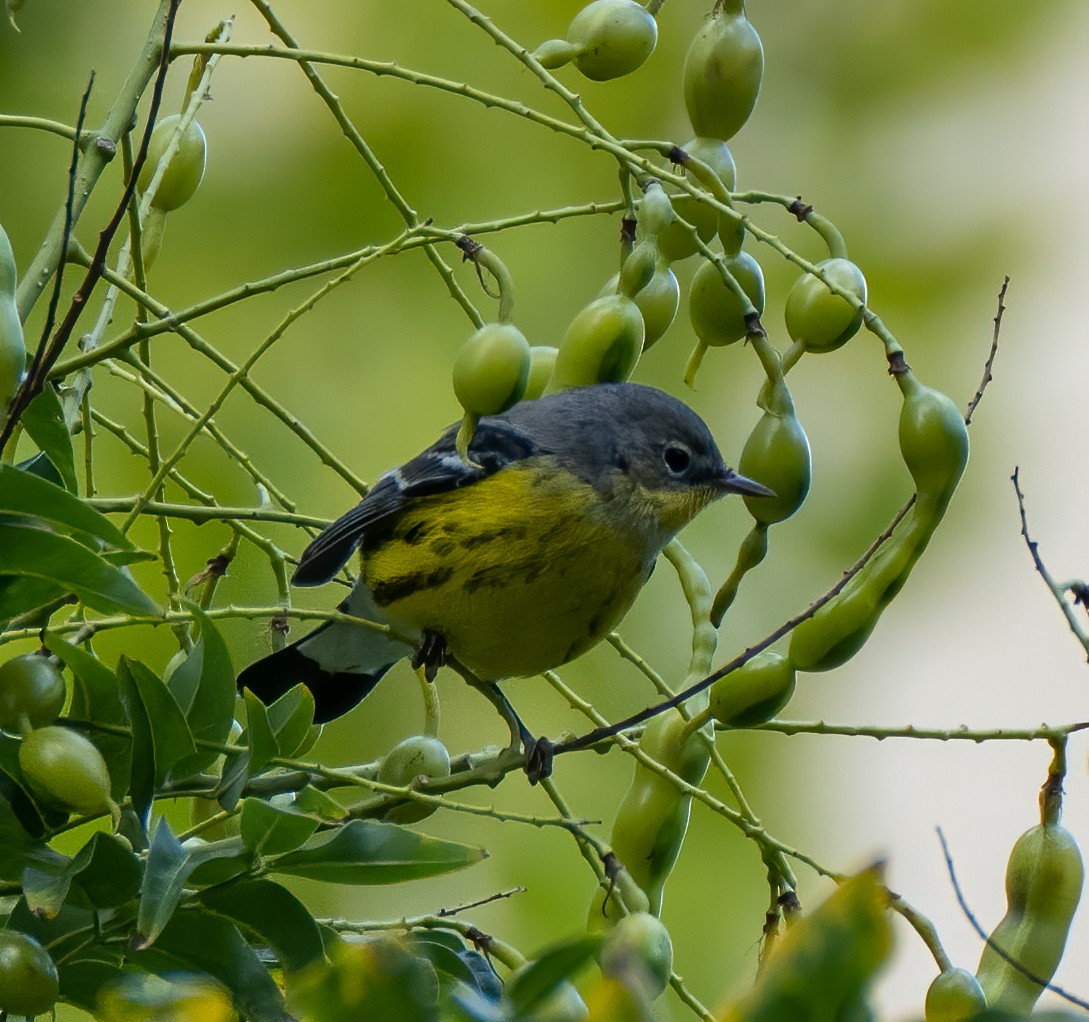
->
[237,382,771,776]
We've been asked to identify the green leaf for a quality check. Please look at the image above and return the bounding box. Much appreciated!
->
[57,950,125,1013]
[506,934,602,1016]
[0,463,129,547]
[135,909,287,1022]
[267,683,318,759]
[199,878,325,974]
[116,660,155,830]
[21,384,77,492]
[239,797,319,856]
[0,572,65,622]
[135,818,249,948]
[135,817,187,948]
[165,606,237,776]
[414,932,489,994]
[46,635,131,800]
[123,658,196,785]
[266,819,486,885]
[215,745,250,811]
[243,688,278,773]
[16,452,64,487]
[71,830,143,908]
[0,520,157,616]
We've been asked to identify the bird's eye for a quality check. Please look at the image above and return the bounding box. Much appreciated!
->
[663,443,692,475]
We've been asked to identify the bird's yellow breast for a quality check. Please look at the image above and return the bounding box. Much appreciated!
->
[360,461,668,680]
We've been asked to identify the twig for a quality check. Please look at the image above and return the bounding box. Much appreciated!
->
[755,719,1089,742]
[0,0,182,453]
[1011,468,1089,655]
[437,888,525,918]
[965,275,1008,426]
[936,827,1089,1011]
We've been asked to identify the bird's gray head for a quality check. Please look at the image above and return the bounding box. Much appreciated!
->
[505,382,773,501]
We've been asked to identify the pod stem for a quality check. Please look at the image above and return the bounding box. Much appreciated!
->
[683,341,709,389]
[460,239,515,323]
[455,412,480,463]
[805,210,849,260]
[711,523,768,626]
[417,667,442,738]
[1040,737,1067,827]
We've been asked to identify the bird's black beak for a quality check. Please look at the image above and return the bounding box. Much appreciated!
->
[716,466,776,498]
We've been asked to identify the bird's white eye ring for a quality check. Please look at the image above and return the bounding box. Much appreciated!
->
[663,442,692,475]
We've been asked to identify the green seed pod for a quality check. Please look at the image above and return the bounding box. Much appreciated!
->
[638,181,675,238]
[788,529,921,674]
[566,0,658,82]
[18,724,117,818]
[924,968,988,1022]
[137,113,207,212]
[548,294,644,392]
[533,38,581,69]
[738,409,811,524]
[897,370,969,510]
[139,205,167,273]
[610,710,710,914]
[0,653,66,733]
[976,822,1083,1014]
[710,650,796,728]
[657,137,737,264]
[599,911,673,1001]
[524,346,559,400]
[682,1,764,142]
[688,251,764,349]
[784,258,867,354]
[600,261,680,351]
[618,240,657,300]
[0,225,25,409]
[452,322,531,417]
[0,930,59,1017]
[377,734,452,824]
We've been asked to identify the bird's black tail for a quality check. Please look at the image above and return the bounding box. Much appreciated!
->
[237,635,393,724]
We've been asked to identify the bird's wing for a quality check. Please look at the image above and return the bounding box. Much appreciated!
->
[292,417,539,586]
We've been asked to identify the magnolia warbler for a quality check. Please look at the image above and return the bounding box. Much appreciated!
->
[237,382,772,774]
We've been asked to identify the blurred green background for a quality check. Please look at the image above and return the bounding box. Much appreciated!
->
[2,1,1088,1017]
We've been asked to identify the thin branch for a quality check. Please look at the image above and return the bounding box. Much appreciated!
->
[965,275,1008,426]
[0,0,183,453]
[755,719,1089,742]
[1011,467,1089,655]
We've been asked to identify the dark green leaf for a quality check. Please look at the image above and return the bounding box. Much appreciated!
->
[70,830,143,908]
[21,384,77,492]
[124,658,196,785]
[449,983,508,1022]
[16,452,64,487]
[243,689,278,773]
[57,950,125,1013]
[267,683,318,759]
[414,933,484,993]
[267,819,486,885]
[0,571,66,621]
[239,797,319,856]
[0,463,129,547]
[215,745,250,811]
[166,606,237,777]
[136,819,249,948]
[135,908,287,1022]
[116,659,156,828]
[199,878,324,974]
[0,520,157,616]
[45,635,131,800]
[135,817,187,949]
[506,935,602,1016]
[457,950,503,1003]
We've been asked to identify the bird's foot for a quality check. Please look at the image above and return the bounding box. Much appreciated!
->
[523,735,554,785]
[411,629,446,683]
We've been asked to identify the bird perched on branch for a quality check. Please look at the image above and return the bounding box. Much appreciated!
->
[237,382,772,779]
